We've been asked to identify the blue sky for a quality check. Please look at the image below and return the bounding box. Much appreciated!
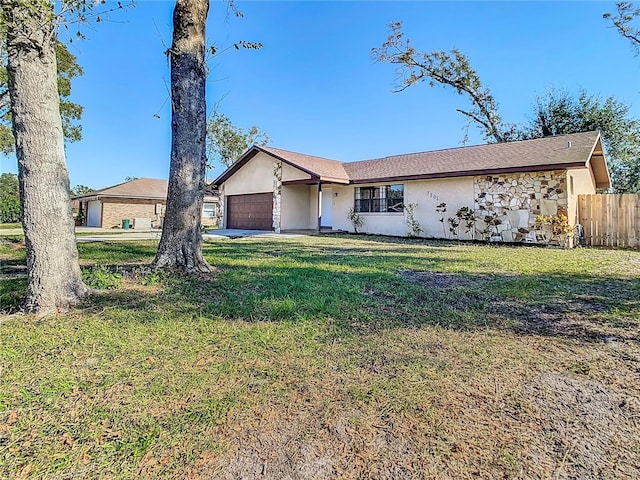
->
[1,1,638,189]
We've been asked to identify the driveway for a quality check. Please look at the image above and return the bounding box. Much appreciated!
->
[76,230,162,242]
[203,229,304,240]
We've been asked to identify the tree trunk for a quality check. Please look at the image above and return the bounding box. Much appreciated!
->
[3,0,87,315]
[152,0,212,274]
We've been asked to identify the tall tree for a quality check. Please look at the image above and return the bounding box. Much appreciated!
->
[152,0,211,273]
[604,2,640,54]
[1,0,87,314]
[206,111,269,168]
[372,21,519,144]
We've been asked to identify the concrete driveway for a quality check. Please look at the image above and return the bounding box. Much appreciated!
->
[203,229,301,240]
[76,230,162,242]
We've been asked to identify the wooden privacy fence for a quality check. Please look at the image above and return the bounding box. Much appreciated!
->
[578,194,640,248]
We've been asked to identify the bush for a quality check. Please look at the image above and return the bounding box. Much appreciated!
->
[82,265,122,290]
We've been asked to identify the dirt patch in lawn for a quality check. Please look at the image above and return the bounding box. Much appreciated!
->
[398,269,640,343]
[194,365,640,480]
[399,270,491,289]
[523,371,640,479]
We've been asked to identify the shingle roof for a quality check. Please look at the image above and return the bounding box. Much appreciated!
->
[72,178,219,201]
[215,131,610,188]
[73,178,168,200]
[343,131,602,183]
[259,146,350,183]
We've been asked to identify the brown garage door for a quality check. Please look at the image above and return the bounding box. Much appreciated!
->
[227,193,273,230]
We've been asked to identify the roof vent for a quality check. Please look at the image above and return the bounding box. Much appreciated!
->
[567,141,572,148]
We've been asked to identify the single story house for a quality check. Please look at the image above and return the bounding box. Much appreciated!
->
[73,178,219,229]
[213,131,610,244]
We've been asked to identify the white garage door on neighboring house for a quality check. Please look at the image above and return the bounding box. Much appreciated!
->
[87,200,102,227]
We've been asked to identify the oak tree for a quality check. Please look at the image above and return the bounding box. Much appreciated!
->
[1,0,87,314]
[70,184,94,196]
[375,23,640,193]
[525,89,640,193]
[152,0,212,273]
[0,172,19,222]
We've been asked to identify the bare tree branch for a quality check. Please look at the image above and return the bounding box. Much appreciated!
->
[373,22,508,143]
[604,2,640,54]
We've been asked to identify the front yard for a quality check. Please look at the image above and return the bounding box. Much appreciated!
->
[1,234,639,478]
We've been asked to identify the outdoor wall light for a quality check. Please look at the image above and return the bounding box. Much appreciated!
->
[334,192,339,197]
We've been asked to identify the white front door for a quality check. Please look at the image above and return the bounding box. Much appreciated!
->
[321,188,333,228]
[87,200,102,227]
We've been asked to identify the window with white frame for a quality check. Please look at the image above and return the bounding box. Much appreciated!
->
[202,203,216,218]
[354,185,404,213]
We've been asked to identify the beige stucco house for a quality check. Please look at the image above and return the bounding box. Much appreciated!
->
[213,131,610,243]
[73,178,219,229]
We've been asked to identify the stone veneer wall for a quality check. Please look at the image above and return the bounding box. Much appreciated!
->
[273,160,282,233]
[473,170,568,243]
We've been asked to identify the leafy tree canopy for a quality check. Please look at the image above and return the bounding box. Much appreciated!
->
[71,184,94,195]
[206,111,270,168]
[0,38,84,155]
[523,89,640,193]
[0,172,19,222]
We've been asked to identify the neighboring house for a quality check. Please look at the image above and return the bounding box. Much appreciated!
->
[73,178,219,229]
[213,131,610,243]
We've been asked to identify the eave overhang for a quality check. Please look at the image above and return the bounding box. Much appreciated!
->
[586,136,611,189]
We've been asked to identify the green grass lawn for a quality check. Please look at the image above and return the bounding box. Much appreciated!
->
[1,235,639,479]
[0,223,20,230]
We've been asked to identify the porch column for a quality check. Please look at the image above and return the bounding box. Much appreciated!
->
[317,183,322,232]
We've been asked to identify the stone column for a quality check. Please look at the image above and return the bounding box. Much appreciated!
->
[217,184,225,229]
[273,160,282,233]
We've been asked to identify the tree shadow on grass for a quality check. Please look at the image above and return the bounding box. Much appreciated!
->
[3,237,639,346]
[87,258,639,346]
[396,270,640,343]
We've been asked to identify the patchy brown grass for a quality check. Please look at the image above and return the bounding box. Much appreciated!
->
[1,234,639,478]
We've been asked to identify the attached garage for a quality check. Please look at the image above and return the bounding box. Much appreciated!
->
[226,193,273,230]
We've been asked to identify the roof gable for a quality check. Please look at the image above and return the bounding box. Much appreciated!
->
[260,146,350,183]
[214,145,350,186]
